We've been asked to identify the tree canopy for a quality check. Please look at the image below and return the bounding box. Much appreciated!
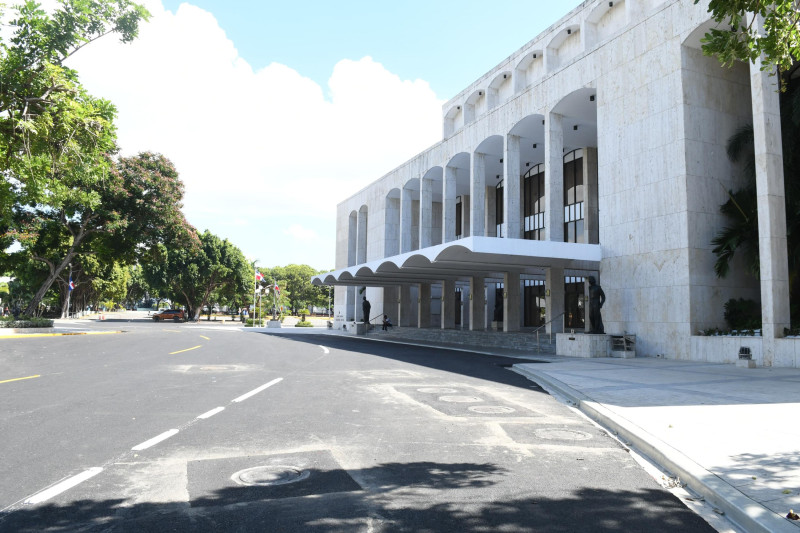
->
[696,0,800,76]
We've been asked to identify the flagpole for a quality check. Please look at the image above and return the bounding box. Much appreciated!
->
[252,263,257,327]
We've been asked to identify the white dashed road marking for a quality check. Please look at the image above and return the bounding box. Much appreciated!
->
[232,378,283,403]
[197,406,225,419]
[131,429,179,451]
[320,345,330,354]
[24,467,103,505]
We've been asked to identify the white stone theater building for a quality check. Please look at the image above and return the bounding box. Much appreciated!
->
[313,0,798,367]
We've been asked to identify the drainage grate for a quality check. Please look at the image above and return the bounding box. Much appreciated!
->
[232,466,310,487]
[468,405,517,414]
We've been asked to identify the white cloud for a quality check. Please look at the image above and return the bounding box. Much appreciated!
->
[63,1,443,268]
[283,224,318,241]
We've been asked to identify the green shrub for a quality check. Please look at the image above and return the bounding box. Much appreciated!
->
[723,298,761,330]
[0,317,54,328]
[245,318,265,327]
[294,321,314,327]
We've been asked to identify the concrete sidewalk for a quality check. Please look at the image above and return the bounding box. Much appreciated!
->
[513,358,800,533]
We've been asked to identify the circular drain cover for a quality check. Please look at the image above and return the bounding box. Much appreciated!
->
[232,466,310,487]
[468,405,516,414]
[534,428,593,441]
[439,395,483,403]
[417,387,458,394]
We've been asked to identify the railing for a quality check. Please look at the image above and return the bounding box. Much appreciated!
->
[530,312,565,354]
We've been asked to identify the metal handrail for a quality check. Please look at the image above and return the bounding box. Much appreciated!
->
[530,312,565,353]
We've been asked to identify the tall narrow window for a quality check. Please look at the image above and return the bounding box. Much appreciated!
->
[524,279,545,326]
[495,181,504,238]
[523,164,545,240]
[563,149,584,243]
[564,276,585,329]
[455,196,463,239]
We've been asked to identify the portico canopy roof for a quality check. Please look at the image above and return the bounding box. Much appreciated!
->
[312,236,602,287]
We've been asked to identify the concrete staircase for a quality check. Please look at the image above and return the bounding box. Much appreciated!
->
[370,327,558,356]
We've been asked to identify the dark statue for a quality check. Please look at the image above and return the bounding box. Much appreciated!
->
[587,276,606,334]
[362,296,371,324]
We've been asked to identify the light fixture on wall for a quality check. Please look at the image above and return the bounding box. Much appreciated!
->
[533,53,537,58]
[609,1,613,6]
[567,28,572,35]
[496,174,500,179]
[457,106,461,110]
[533,143,537,149]
[526,162,530,167]
[479,91,483,96]
[503,74,507,79]
[500,158,503,163]
[590,94,595,102]
[574,125,578,130]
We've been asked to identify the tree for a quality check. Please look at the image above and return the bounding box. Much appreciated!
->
[143,231,251,320]
[11,152,188,315]
[268,264,325,314]
[1,0,150,218]
[696,0,800,77]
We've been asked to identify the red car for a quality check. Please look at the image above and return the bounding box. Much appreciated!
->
[152,309,185,322]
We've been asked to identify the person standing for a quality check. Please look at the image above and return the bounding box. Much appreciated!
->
[587,276,606,334]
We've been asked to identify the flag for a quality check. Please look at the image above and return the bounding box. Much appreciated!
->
[69,277,75,291]
[255,271,264,282]
[274,284,280,294]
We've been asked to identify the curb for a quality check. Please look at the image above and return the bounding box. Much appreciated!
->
[512,365,799,533]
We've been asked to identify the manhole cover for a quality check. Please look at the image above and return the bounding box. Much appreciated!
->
[468,405,517,414]
[231,466,310,487]
[533,428,593,441]
[417,387,458,394]
[439,395,484,403]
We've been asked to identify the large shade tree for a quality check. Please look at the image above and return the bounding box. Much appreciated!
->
[10,152,188,315]
[143,231,252,320]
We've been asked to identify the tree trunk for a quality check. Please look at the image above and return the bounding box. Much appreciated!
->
[25,252,75,316]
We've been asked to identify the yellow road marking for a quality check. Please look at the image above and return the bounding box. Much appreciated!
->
[200,335,210,340]
[169,345,202,355]
[0,374,41,384]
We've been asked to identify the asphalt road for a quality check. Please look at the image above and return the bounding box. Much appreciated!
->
[0,320,720,532]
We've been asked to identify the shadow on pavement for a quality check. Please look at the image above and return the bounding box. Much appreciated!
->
[1,460,714,532]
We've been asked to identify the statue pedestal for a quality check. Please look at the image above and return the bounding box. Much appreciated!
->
[556,333,637,358]
[355,323,368,335]
[556,333,610,358]
[491,321,503,331]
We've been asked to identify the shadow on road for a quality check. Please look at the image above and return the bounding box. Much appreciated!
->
[258,332,549,394]
[1,460,714,532]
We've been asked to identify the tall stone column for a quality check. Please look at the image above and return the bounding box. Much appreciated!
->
[441,279,456,329]
[400,187,413,253]
[462,195,471,237]
[486,186,497,237]
[399,285,415,327]
[545,267,564,334]
[418,283,431,328]
[470,276,486,331]
[504,134,522,239]
[420,177,433,249]
[583,146,599,244]
[545,112,565,242]
[443,165,457,243]
[471,153,485,237]
[357,208,368,264]
[751,56,790,356]
[503,271,520,332]
[383,286,398,325]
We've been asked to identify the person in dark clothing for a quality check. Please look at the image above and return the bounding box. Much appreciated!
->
[382,314,392,330]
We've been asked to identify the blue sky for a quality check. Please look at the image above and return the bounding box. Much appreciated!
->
[68,1,582,271]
